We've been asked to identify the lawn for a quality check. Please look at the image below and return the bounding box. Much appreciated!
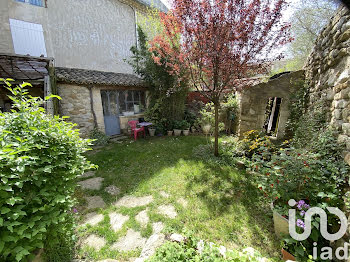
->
[75,136,281,261]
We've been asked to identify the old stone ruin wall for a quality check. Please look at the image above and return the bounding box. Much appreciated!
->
[237,70,304,140]
[304,6,350,165]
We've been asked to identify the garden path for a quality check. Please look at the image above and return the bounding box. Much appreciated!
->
[77,171,184,262]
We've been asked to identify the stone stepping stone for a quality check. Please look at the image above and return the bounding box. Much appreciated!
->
[152,222,164,234]
[78,177,104,190]
[135,233,165,262]
[86,196,106,210]
[135,209,149,227]
[115,195,153,208]
[81,171,95,179]
[111,229,147,251]
[109,212,129,232]
[83,234,106,251]
[169,233,185,242]
[105,185,120,196]
[159,191,170,198]
[83,212,104,226]
[157,204,177,219]
[177,198,188,208]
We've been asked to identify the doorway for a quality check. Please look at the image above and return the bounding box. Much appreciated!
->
[263,97,282,137]
[101,90,121,136]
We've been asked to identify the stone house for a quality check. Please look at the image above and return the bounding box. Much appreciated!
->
[236,5,350,165]
[236,70,304,140]
[0,0,167,135]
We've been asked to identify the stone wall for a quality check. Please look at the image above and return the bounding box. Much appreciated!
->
[304,6,350,165]
[58,84,147,136]
[237,70,304,139]
[58,84,95,136]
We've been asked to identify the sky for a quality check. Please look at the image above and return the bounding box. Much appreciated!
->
[160,0,295,20]
[160,0,171,9]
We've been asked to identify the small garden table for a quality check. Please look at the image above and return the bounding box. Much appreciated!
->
[137,122,153,136]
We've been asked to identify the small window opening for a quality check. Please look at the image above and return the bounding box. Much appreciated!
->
[263,97,282,137]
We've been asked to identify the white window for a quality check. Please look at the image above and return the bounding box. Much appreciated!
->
[15,0,44,7]
[10,19,47,57]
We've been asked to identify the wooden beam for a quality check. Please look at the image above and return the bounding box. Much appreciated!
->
[89,86,98,129]
[48,65,59,115]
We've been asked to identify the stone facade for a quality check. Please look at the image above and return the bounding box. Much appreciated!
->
[237,70,304,139]
[58,85,95,135]
[58,84,147,136]
[304,6,350,165]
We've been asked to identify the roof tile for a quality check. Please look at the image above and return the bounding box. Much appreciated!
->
[56,67,146,87]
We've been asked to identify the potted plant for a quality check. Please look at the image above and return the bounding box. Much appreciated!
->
[181,120,190,136]
[281,245,296,261]
[184,109,197,134]
[149,127,156,137]
[166,120,174,136]
[173,120,182,136]
[198,103,214,135]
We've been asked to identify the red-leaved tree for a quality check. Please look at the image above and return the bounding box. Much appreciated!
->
[150,0,292,156]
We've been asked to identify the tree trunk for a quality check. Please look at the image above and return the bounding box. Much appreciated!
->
[214,101,219,157]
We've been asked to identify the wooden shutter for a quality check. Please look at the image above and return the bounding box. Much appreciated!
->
[9,19,47,57]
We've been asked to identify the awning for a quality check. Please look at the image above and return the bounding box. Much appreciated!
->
[0,53,53,81]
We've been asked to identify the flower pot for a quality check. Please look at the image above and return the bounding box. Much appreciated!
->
[202,124,211,135]
[149,128,156,137]
[281,248,296,261]
[167,130,173,136]
[190,126,196,133]
[183,129,190,136]
[173,129,182,136]
[271,202,289,238]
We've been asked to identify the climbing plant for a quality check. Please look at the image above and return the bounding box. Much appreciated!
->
[128,26,188,133]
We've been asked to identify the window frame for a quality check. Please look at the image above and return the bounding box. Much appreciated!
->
[15,0,46,8]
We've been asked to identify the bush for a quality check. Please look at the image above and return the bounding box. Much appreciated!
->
[148,232,271,262]
[89,127,109,146]
[241,130,276,158]
[251,129,348,211]
[0,80,94,261]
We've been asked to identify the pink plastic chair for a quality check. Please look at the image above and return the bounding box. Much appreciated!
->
[128,120,145,141]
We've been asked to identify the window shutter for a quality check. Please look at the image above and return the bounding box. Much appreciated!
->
[9,19,47,57]
[29,0,43,7]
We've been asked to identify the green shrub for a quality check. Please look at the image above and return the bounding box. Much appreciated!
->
[251,128,348,210]
[89,127,109,146]
[0,80,94,261]
[148,232,271,262]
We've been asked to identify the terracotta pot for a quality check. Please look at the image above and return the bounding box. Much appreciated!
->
[167,130,173,136]
[202,124,211,135]
[149,128,156,137]
[281,248,296,261]
[183,129,190,136]
[271,202,289,238]
[173,129,182,136]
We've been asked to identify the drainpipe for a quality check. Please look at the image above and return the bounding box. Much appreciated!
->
[118,0,138,50]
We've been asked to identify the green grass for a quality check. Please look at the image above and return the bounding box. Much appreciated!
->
[75,136,281,261]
